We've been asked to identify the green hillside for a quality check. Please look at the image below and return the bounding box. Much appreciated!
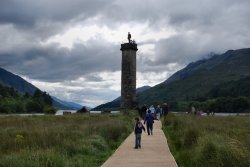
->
[92,86,151,111]
[208,76,250,98]
[138,48,250,110]
[0,84,55,114]
[0,67,83,110]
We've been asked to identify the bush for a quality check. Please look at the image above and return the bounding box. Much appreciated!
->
[43,106,56,114]
[76,107,88,113]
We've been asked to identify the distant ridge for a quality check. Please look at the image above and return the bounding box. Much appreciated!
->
[137,48,250,107]
[52,96,83,110]
[93,48,250,110]
[0,67,37,95]
[164,49,249,85]
[0,67,83,110]
[92,86,151,110]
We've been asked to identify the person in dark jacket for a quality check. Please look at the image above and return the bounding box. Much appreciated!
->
[162,103,169,116]
[134,117,145,149]
[141,104,148,119]
[144,110,154,135]
[155,105,161,120]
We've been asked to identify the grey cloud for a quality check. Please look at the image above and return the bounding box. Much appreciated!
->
[1,0,250,73]
[52,86,119,107]
[0,0,111,41]
[154,35,205,64]
[0,0,109,27]
[84,74,103,82]
[1,0,250,106]
[102,0,160,24]
[2,0,250,44]
[153,31,250,66]
[1,0,250,32]
[138,28,250,73]
[104,0,250,38]
[0,40,121,82]
[102,0,250,67]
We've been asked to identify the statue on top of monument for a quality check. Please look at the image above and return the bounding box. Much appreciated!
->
[128,32,131,43]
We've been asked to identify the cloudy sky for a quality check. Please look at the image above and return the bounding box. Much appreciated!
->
[0,0,250,107]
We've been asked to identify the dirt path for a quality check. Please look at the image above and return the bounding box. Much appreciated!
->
[101,120,178,167]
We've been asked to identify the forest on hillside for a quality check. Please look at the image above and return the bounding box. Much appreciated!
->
[0,84,55,114]
[187,76,250,113]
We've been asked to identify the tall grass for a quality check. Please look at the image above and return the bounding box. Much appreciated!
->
[162,114,250,167]
[0,113,134,167]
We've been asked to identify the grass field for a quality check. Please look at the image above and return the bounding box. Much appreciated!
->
[0,113,134,167]
[162,114,250,167]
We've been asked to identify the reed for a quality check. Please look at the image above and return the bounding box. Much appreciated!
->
[0,113,134,167]
[162,114,250,167]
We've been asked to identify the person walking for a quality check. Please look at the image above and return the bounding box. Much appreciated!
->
[144,110,154,135]
[155,105,161,120]
[141,104,148,119]
[162,103,169,116]
[149,105,156,119]
[134,117,145,149]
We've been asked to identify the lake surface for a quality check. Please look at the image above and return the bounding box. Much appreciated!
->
[0,113,45,117]
[213,113,250,116]
[1,111,247,117]
[0,110,121,116]
[55,110,120,115]
[172,112,249,116]
[55,110,77,115]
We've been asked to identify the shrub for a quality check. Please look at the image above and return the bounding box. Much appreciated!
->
[43,106,56,114]
[76,107,88,113]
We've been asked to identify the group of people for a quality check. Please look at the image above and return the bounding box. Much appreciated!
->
[190,106,213,116]
[134,103,169,149]
[138,103,169,120]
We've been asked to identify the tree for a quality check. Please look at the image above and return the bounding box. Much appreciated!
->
[233,96,249,113]
[26,100,43,113]
[77,107,88,113]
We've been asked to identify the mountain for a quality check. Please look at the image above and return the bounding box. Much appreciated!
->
[0,67,37,95]
[137,48,250,108]
[0,67,83,110]
[208,76,250,98]
[52,96,83,110]
[136,86,152,93]
[92,86,151,110]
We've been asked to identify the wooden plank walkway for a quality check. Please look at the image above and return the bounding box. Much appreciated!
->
[101,120,178,167]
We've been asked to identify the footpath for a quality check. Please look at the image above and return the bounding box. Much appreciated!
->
[101,120,178,167]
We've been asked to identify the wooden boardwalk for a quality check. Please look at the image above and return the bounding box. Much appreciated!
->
[101,120,178,167]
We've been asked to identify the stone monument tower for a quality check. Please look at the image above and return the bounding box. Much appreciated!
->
[120,32,138,109]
